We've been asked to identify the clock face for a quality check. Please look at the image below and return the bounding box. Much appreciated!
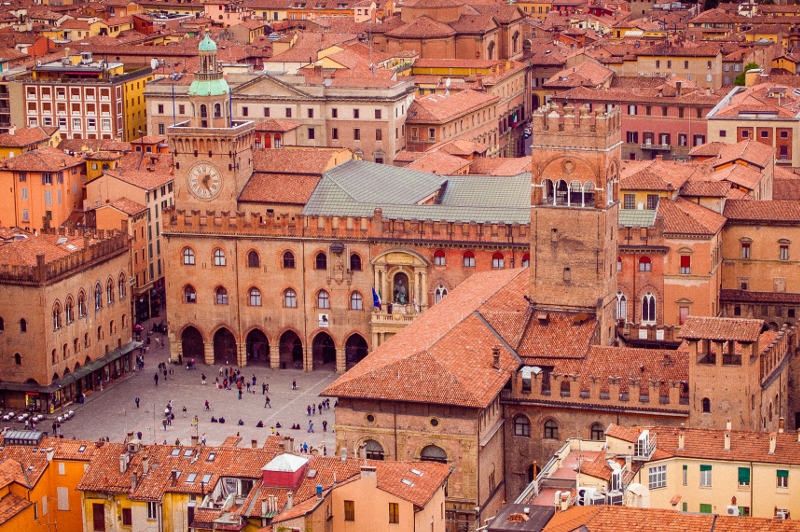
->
[187,162,222,200]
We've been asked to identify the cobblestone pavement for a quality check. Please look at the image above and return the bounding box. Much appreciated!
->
[19,313,341,455]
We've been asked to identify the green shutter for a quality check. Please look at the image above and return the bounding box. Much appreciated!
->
[699,503,712,514]
[682,502,688,512]
[738,467,750,484]
[682,465,687,471]
[700,465,712,472]
[777,469,789,478]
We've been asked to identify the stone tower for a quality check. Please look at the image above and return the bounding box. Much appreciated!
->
[529,103,621,345]
[168,33,254,212]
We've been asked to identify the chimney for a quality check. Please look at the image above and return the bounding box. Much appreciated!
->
[677,426,685,451]
[675,81,681,96]
[492,345,501,369]
[726,419,732,431]
[779,417,785,433]
[769,432,777,455]
[142,454,150,475]
[286,491,294,509]
[724,432,730,451]
[340,447,347,462]
[171,469,178,485]
[7,124,15,135]
[130,471,138,491]
[251,439,258,448]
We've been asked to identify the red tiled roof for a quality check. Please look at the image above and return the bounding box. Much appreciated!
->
[657,198,726,236]
[723,200,800,223]
[253,147,347,175]
[238,173,320,204]
[2,146,83,171]
[105,152,174,190]
[0,126,55,148]
[678,316,763,342]
[98,197,148,217]
[408,89,498,123]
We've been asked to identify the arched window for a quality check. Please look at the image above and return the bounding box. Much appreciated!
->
[84,333,89,348]
[65,298,74,324]
[284,289,297,308]
[215,287,228,305]
[315,252,327,270]
[97,325,102,340]
[702,397,711,413]
[14,353,21,365]
[183,248,195,265]
[616,291,627,321]
[642,291,656,324]
[78,291,87,317]
[544,419,559,439]
[521,253,530,268]
[51,349,56,364]
[184,285,197,303]
[318,290,330,309]
[492,252,504,269]
[434,250,446,266]
[106,279,114,305]
[213,249,226,266]
[214,103,222,118]
[118,274,126,300]
[463,250,475,267]
[350,292,363,310]
[420,445,447,464]
[20,318,27,332]
[52,302,62,330]
[617,256,622,271]
[247,250,260,268]
[364,439,384,460]
[590,423,605,440]
[434,285,448,303]
[513,415,531,437]
[350,253,362,271]
[200,104,208,117]
[249,288,261,306]
[283,251,295,269]
[638,256,652,272]
[95,281,103,310]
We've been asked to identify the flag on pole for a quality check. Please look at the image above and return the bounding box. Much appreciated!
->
[372,287,381,310]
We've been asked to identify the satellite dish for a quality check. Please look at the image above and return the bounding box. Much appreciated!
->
[150,58,159,70]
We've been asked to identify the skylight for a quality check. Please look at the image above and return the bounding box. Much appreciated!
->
[186,472,197,483]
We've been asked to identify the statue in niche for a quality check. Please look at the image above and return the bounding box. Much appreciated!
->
[393,272,409,304]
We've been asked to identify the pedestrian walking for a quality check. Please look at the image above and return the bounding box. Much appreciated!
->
[308,420,314,433]
[201,373,207,385]
[264,396,271,408]
[205,400,211,411]
[292,380,297,390]
[312,404,316,415]
[238,389,243,400]
[307,405,311,416]
[154,373,159,386]
[262,383,267,395]
[135,396,140,408]
[162,419,168,431]
[322,420,328,432]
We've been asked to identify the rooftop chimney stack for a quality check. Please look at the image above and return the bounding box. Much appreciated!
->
[677,426,685,451]
[779,417,785,433]
[492,345,501,369]
[724,431,731,451]
[769,432,777,455]
[726,419,732,431]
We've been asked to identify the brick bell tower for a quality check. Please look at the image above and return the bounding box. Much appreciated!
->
[529,103,621,345]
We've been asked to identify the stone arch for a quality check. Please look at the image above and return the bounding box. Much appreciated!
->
[345,333,368,370]
[419,444,448,464]
[181,326,204,361]
[279,330,303,369]
[212,327,237,365]
[360,438,385,460]
[246,328,269,365]
[312,331,336,369]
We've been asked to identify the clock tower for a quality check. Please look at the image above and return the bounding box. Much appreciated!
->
[168,33,254,212]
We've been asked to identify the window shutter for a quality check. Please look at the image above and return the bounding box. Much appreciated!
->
[777,469,789,478]
[738,467,750,483]
[680,256,690,268]
[700,465,712,472]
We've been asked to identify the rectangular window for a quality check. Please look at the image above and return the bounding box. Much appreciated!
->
[628,104,637,115]
[122,508,132,525]
[388,502,399,524]
[375,109,382,119]
[738,466,750,487]
[646,194,659,210]
[682,464,687,486]
[57,487,69,510]
[376,129,382,141]
[147,501,157,520]
[623,194,635,210]
[626,131,638,143]
[353,109,360,119]
[646,106,652,116]
[353,128,360,140]
[648,465,667,489]
[307,108,314,118]
[307,127,315,140]
[332,128,338,140]
[684,60,689,69]
[680,255,691,275]
[699,503,712,514]
[741,242,751,259]
[344,500,354,521]
[777,469,789,488]
[285,107,292,118]
[157,104,164,114]
[780,244,789,261]
[332,108,338,118]
[700,465,712,487]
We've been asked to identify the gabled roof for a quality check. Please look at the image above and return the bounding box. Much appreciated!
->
[678,316,763,342]
[657,198,726,236]
[408,89,499,123]
[2,146,83,171]
[723,199,800,223]
[619,159,696,192]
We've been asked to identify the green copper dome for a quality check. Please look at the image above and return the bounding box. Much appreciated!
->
[188,78,230,97]
[198,33,217,51]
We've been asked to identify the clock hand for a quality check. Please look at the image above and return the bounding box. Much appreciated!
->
[202,174,210,189]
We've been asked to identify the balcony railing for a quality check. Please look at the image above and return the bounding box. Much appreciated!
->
[641,142,671,151]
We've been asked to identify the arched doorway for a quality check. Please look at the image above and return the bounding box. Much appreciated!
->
[345,334,368,369]
[246,329,269,365]
[279,331,303,369]
[182,326,204,362]
[213,328,237,365]
[312,332,336,369]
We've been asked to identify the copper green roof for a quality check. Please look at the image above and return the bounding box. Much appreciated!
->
[199,33,217,51]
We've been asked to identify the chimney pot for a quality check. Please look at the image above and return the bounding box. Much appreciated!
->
[726,419,732,431]
[769,432,777,455]
[724,432,731,451]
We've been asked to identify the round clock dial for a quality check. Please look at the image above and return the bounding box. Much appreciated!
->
[187,162,222,200]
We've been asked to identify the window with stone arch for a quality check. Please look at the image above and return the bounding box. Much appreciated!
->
[544,419,559,440]
[463,250,475,268]
[118,274,126,300]
[702,397,711,413]
[420,445,447,464]
[184,285,197,303]
[513,414,531,437]
[641,291,656,325]
[434,285,448,303]
[315,252,327,270]
[52,302,62,330]
[213,248,226,266]
[78,290,87,317]
[183,247,196,265]
[350,291,363,310]
[95,281,103,310]
[318,290,330,309]
[521,253,530,268]
[492,252,505,269]
[434,249,446,266]
[65,297,74,324]
[283,251,295,269]
[215,287,228,305]
[284,288,297,308]
[249,288,262,307]
[106,278,114,305]
[364,439,384,460]
[616,291,627,321]
[20,318,27,332]
[590,422,605,440]
[247,250,260,268]
[638,256,652,272]
[349,253,362,271]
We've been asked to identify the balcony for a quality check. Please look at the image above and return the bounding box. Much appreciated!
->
[641,142,671,151]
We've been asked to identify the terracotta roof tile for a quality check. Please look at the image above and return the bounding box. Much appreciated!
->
[408,89,499,123]
[657,198,726,236]
[773,166,800,200]
[105,152,174,190]
[679,180,732,198]
[0,231,102,267]
[723,200,800,222]
[678,316,763,342]
[619,159,698,191]
[405,150,471,174]
[98,197,148,217]
[2,146,83,171]
[0,126,55,148]
[253,147,349,175]
[385,16,456,38]
[0,490,32,525]
[238,173,320,204]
